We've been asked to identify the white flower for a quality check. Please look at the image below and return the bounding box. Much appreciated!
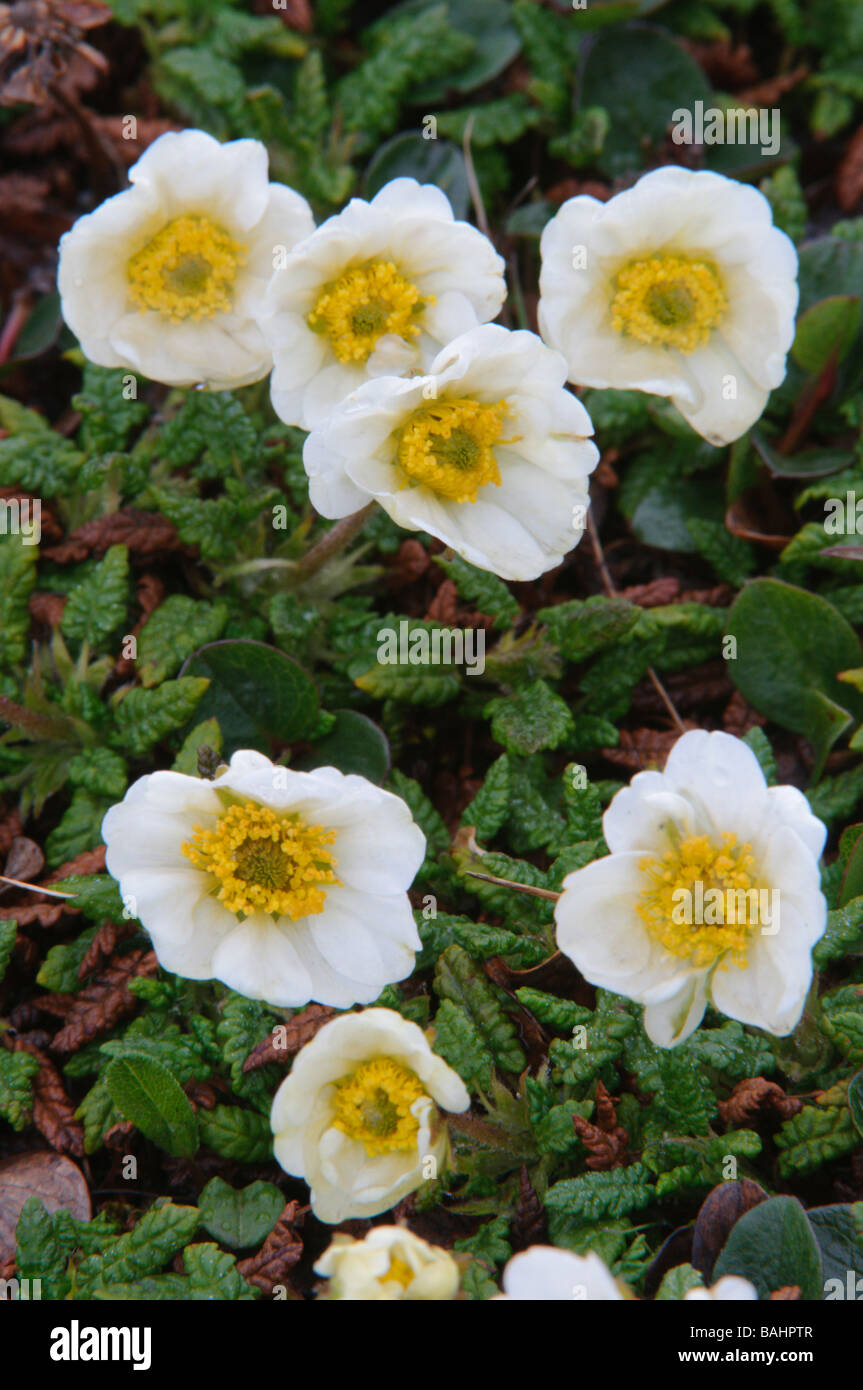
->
[260,177,506,429]
[685,1275,759,1301]
[554,730,827,1047]
[101,751,425,1009]
[270,1008,470,1223]
[497,1247,625,1301]
[302,322,599,581]
[538,166,798,445]
[58,129,314,389]
[314,1226,460,1300]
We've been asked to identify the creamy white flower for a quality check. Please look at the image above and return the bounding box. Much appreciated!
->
[270,1008,470,1223]
[685,1276,759,1301]
[315,1226,460,1300]
[302,322,599,581]
[58,129,314,389]
[260,177,506,429]
[101,751,425,1009]
[554,730,827,1047]
[538,166,798,445]
[498,1247,625,1301]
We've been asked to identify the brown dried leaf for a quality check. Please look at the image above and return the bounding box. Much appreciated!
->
[45,845,106,881]
[769,1285,802,1300]
[388,538,430,589]
[0,1151,90,1264]
[510,1165,547,1250]
[602,723,698,773]
[426,579,459,625]
[837,125,863,213]
[736,65,808,109]
[42,509,183,563]
[28,590,66,626]
[723,690,766,739]
[718,1077,803,1125]
[236,1200,306,1295]
[14,1039,84,1156]
[691,1179,768,1282]
[3,835,44,883]
[77,919,136,982]
[686,39,759,90]
[619,576,682,607]
[242,1003,337,1072]
[0,901,70,927]
[572,1086,628,1171]
[47,948,158,1054]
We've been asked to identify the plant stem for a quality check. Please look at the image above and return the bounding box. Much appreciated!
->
[292,503,375,584]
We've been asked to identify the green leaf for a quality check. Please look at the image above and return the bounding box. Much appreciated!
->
[37,924,99,992]
[545,1164,654,1222]
[434,552,519,628]
[460,754,511,841]
[72,365,147,455]
[171,717,223,776]
[0,919,17,984]
[364,132,470,220]
[0,1049,39,1130]
[656,1264,705,1300]
[792,295,862,375]
[775,1097,858,1176]
[296,708,389,783]
[432,998,494,1091]
[180,640,319,756]
[850,1071,863,1136]
[0,532,37,670]
[485,680,575,756]
[182,1242,258,1300]
[61,545,129,649]
[839,825,863,904]
[713,1195,823,1300]
[580,24,710,178]
[813,897,863,966]
[75,1201,200,1296]
[111,676,210,756]
[138,596,228,687]
[434,943,526,1074]
[198,1105,272,1162]
[725,578,863,778]
[68,747,128,799]
[198,1177,285,1250]
[808,1203,863,1292]
[538,595,640,663]
[105,1054,198,1157]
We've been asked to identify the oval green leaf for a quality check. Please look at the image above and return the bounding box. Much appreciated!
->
[180,640,319,757]
[725,578,863,779]
[105,1054,198,1158]
[713,1194,823,1300]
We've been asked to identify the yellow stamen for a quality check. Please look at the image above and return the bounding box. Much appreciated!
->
[637,831,759,968]
[128,214,247,322]
[308,261,430,363]
[331,1058,427,1156]
[611,255,726,352]
[384,1256,415,1290]
[396,398,510,502]
[182,800,339,920]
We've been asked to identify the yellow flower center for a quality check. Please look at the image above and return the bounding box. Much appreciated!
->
[611,255,726,353]
[181,800,339,920]
[384,1256,415,1291]
[127,215,247,321]
[308,261,431,363]
[636,831,759,968]
[331,1057,428,1156]
[396,398,510,502]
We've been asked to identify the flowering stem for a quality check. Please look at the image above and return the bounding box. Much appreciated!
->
[586,509,686,735]
[464,869,561,902]
[0,876,76,899]
[292,504,375,584]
